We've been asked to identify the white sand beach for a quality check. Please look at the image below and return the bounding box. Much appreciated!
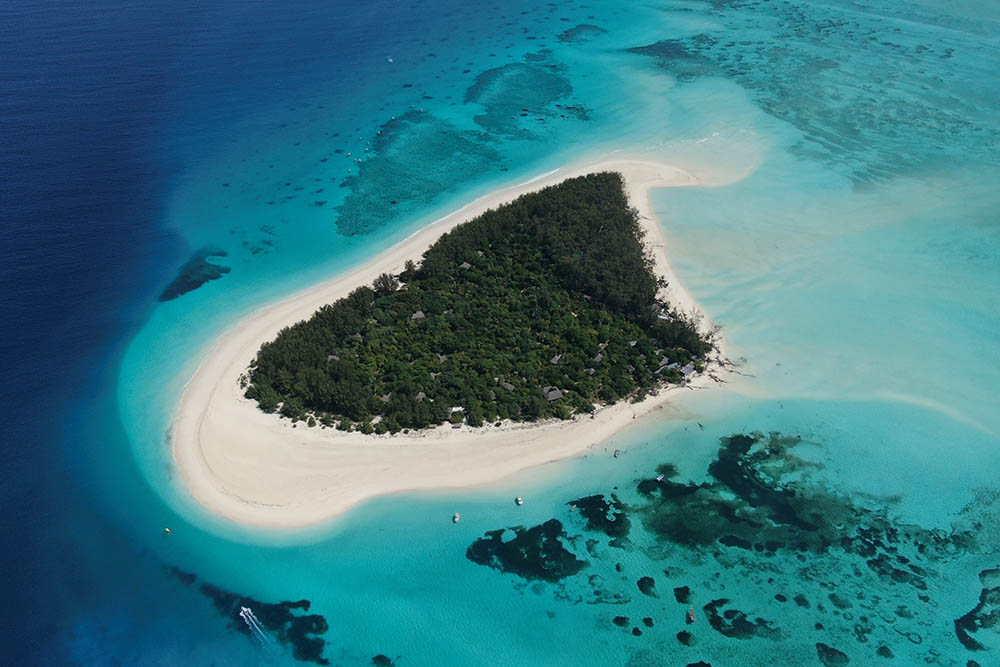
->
[170,157,726,528]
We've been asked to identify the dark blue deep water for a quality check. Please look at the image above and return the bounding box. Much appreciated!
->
[2,4,174,662]
[0,3,451,662]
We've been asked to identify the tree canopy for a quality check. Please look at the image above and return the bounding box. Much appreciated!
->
[244,172,712,434]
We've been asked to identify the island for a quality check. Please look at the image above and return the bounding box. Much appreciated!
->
[243,172,711,433]
[170,158,726,528]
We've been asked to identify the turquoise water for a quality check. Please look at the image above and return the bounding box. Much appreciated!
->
[75,0,1000,663]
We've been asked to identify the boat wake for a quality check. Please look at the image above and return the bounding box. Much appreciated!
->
[239,606,272,646]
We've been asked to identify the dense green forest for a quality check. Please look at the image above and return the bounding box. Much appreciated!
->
[244,172,713,433]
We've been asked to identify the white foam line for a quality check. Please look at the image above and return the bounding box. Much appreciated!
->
[515,168,561,187]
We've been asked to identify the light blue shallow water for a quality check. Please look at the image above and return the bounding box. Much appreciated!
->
[14,0,999,664]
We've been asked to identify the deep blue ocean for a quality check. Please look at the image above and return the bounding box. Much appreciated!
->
[2,2,454,662]
[3,1,999,665]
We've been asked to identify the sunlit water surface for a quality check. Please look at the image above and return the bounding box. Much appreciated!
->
[2,0,998,664]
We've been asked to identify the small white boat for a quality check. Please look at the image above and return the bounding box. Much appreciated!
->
[655,474,665,482]
[515,496,523,505]
[453,513,460,523]
[614,449,621,458]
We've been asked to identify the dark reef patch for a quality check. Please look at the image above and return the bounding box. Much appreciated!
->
[571,494,631,540]
[816,642,850,666]
[164,564,196,586]
[463,62,574,136]
[634,433,826,548]
[165,565,329,664]
[334,111,502,236]
[702,598,781,640]
[864,553,927,590]
[706,433,821,531]
[719,534,752,550]
[371,655,396,667]
[626,40,716,81]
[636,576,658,598]
[466,519,586,582]
[954,567,1000,651]
[633,432,975,594]
[557,24,607,44]
[465,430,995,661]
[158,245,231,301]
[828,593,852,610]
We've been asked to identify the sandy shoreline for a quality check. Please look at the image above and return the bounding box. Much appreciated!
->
[171,157,725,528]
